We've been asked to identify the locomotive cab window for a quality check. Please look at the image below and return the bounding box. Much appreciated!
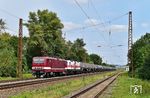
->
[33,58,45,64]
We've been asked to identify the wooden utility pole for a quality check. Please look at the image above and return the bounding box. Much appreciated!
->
[17,18,23,78]
[128,11,133,77]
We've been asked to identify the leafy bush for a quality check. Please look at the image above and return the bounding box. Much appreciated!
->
[138,53,150,80]
[0,65,16,77]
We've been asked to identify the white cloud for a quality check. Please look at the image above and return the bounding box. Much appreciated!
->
[84,19,99,26]
[65,0,89,4]
[63,21,81,31]
[110,25,128,33]
[141,23,149,28]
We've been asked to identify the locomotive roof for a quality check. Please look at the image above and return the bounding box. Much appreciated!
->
[33,56,66,61]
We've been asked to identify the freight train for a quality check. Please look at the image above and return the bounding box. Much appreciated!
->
[32,57,116,78]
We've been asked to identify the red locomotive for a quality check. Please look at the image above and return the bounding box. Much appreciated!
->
[32,57,67,77]
[32,56,115,78]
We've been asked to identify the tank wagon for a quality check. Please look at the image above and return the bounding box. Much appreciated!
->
[32,56,115,78]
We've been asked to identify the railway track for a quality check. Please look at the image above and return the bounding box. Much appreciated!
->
[0,72,108,90]
[64,73,120,98]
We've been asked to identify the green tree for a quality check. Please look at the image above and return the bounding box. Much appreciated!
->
[64,39,90,62]
[9,36,29,72]
[129,33,150,78]
[71,38,89,62]
[0,33,17,77]
[64,41,75,60]
[25,9,64,67]
[89,54,102,65]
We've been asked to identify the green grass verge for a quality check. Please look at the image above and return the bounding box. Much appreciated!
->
[111,73,150,98]
[23,73,34,79]
[10,71,116,98]
[0,77,17,81]
[0,73,33,81]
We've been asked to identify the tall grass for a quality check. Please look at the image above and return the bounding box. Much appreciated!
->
[111,73,150,98]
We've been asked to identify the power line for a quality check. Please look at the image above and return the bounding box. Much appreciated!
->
[64,12,128,32]
[74,0,108,42]
[89,0,106,29]
[74,0,128,64]
[74,0,105,32]
[6,27,18,33]
[74,0,128,42]
[74,0,91,20]
[73,0,126,38]
[0,8,20,19]
[0,8,27,22]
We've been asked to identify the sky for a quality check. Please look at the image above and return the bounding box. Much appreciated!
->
[0,0,150,65]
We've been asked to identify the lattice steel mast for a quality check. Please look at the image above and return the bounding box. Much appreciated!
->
[128,11,133,77]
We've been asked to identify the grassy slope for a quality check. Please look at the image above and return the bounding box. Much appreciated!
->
[111,73,150,98]
[10,72,116,98]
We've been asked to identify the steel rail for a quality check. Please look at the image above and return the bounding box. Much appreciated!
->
[0,72,108,90]
[64,73,120,98]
